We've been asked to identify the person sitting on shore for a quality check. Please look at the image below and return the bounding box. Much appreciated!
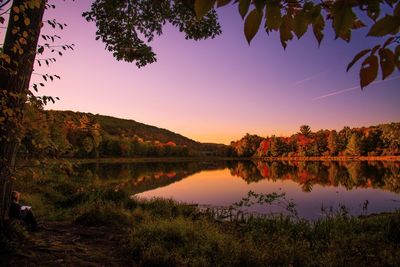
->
[9,191,39,232]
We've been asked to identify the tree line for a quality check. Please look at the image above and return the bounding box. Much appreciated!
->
[19,106,192,159]
[230,123,400,157]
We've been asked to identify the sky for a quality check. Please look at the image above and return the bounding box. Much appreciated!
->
[5,1,400,144]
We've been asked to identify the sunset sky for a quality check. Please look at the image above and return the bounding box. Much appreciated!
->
[23,1,400,144]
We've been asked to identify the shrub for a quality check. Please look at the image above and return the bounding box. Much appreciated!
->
[74,202,132,228]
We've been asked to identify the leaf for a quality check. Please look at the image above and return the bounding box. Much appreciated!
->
[379,48,395,79]
[217,0,231,7]
[24,17,30,26]
[312,15,324,46]
[239,0,251,19]
[395,45,400,70]
[331,2,355,42]
[13,6,20,14]
[360,55,378,89]
[253,0,266,13]
[280,14,293,49]
[352,19,366,29]
[347,49,370,72]
[244,9,263,44]
[383,36,395,48]
[367,15,400,36]
[370,45,381,55]
[194,0,216,19]
[265,0,281,31]
[293,11,308,39]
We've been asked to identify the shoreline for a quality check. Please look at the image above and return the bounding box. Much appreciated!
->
[254,155,400,162]
[16,155,400,165]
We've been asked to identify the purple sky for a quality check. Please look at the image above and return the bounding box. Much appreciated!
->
[18,1,400,144]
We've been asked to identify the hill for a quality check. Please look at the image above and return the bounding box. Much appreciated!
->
[94,114,200,149]
[19,108,230,158]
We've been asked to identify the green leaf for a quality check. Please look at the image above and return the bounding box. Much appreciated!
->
[395,45,400,70]
[280,14,294,49]
[265,0,281,31]
[360,55,378,89]
[217,0,232,7]
[239,0,251,19]
[331,2,355,42]
[244,9,263,44]
[194,0,216,19]
[379,48,395,79]
[312,14,324,46]
[367,15,400,36]
[293,11,308,39]
[347,49,370,72]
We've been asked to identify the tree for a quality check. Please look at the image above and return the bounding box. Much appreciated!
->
[346,133,362,156]
[299,125,312,137]
[0,0,46,225]
[328,130,339,156]
[270,136,287,156]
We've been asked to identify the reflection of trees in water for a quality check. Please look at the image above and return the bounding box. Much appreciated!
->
[228,161,400,193]
[36,160,400,195]
[72,161,228,194]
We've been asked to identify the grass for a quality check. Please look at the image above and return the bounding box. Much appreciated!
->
[5,162,400,266]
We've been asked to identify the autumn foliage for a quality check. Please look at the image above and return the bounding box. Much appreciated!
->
[230,124,400,157]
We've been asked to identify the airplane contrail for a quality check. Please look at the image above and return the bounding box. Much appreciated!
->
[293,71,328,86]
[313,75,400,100]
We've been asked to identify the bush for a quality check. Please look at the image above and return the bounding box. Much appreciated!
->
[74,202,133,228]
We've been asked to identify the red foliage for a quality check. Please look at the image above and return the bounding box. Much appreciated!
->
[297,135,313,147]
[165,141,177,147]
[260,164,269,178]
[260,140,270,153]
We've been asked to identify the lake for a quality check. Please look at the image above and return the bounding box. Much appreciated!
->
[75,160,400,219]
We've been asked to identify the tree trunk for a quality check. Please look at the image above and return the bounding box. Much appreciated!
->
[0,0,46,226]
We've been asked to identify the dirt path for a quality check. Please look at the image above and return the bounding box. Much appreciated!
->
[2,222,132,266]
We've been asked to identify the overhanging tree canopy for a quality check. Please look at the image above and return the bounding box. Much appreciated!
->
[84,0,400,88]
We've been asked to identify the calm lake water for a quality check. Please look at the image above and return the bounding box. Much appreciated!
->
[76,160,400,219]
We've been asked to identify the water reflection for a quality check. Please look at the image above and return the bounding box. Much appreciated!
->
[71,160,400,219]
[229,161,400,194]
[73,161,227,194]
[74,160,400,194]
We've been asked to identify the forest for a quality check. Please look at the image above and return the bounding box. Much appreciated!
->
[18,106,230,159]
[19,105,400,159]
[231,124,400,157]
